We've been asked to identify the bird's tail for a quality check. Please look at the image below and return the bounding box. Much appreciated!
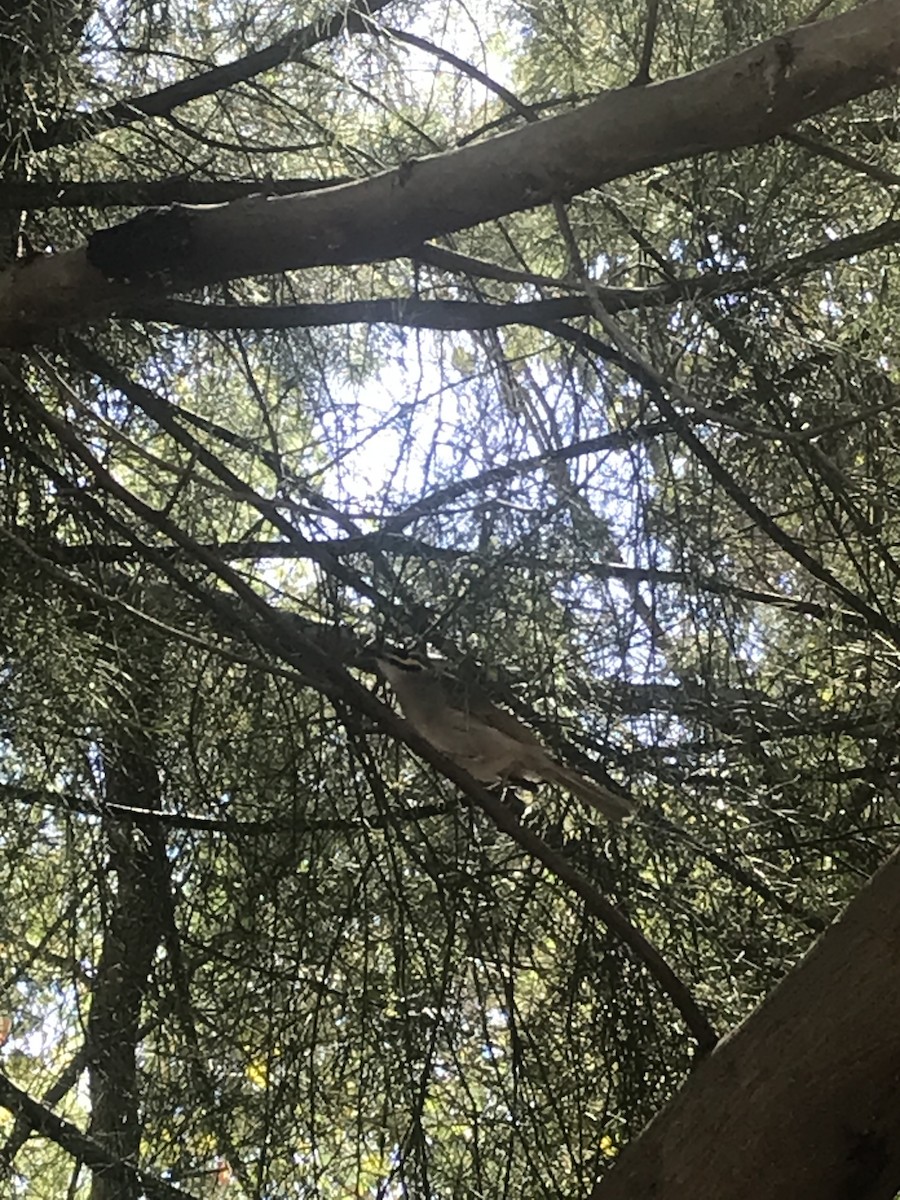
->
[543,762,635,821]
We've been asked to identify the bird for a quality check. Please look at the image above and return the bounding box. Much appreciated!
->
[372,647,634,821]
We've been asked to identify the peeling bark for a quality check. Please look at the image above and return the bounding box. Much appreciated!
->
[1,0,900,344]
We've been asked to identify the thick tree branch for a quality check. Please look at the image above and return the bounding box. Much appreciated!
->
[3,0,900,343]
[594,847,900,1200]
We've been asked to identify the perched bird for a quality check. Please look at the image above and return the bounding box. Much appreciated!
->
[373,647,634,821]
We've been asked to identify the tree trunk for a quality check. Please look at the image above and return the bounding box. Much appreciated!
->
[594,848,900,1200]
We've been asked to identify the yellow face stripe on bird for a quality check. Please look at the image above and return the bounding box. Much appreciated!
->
[378,648,429,673]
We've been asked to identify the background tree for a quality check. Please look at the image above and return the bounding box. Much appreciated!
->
[2,0,900,1197]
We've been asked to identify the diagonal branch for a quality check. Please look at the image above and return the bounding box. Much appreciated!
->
[4,1,900,343]
[21,0,396,155]
[13,375,718,1053]
[0,1070,196,1200]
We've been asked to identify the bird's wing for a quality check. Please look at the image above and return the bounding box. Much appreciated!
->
[436,670,546,749]
[470,699,546,748]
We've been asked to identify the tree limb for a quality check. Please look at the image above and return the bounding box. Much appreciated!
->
[594,846,900,1200]
[3,0,900,343]
[0,1071,196,1200]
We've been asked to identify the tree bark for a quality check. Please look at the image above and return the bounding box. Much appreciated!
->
[87,759,169,1200]
[2,0,900,344]
[86,630,170,1200]
[593,846,900,1200]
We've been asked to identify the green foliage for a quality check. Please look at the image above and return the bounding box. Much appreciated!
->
[1,0,899,1196]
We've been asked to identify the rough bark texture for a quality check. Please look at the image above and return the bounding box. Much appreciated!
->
[86,637,170,1200]
[2,0,900,344]
[88,793,168,1200]
[593,847,900,1200]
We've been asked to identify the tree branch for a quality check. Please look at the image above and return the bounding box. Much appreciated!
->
[0,1071,196,1200]
[594,847,900,1199]
[4,0,900,343]
[18,0,395,154]
[12,374,718,1052]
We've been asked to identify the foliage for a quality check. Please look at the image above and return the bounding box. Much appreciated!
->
[1,0,899,1197]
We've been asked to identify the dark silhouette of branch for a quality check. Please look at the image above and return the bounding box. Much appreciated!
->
[62,340,391,612]
[785,129,900,186]
[631,0,660,85]
[30,530,866,627]
[12,784,455,835]
[127,295,614,328]
[14,376,718,1053]
[0,175,355,209]
[0,1070,196,1200]
[523,315,900,647]
[20,0,396,154]
[114,216,900,331]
